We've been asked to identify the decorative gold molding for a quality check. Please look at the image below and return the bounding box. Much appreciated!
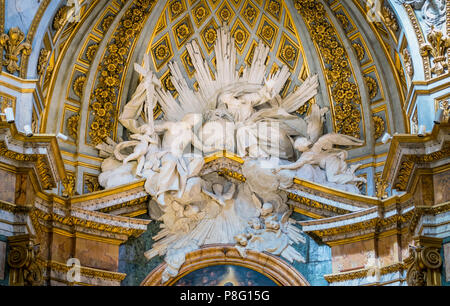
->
[7,234,43,286]
[0,200,31,214]
[404,236,443,286]
[32,208,148,238]
[97,195,149,214]
[394,145,450,191]
[408,202,450,234]
[0,141,56,189]
[294,0,363,139]
[288,192,350,216]
[0,0,4,34]
[403,4,432,80]
[88,0,157,145]
[20,0,51,78]
[324,262,406,284]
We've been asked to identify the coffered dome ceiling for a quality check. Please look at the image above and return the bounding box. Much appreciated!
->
[27,0,412,196]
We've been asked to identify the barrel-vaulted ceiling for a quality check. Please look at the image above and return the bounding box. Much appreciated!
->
[2,0,420,196]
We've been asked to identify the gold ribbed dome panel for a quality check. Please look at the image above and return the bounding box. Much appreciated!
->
[145,0,309,100]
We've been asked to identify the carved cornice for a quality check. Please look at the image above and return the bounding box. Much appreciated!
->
[408,202,450,234]
[0,122,67,182]
[301,208,415,244]
[394,145,450,191]
[0,141,56,189]
[287,192,350,216]
[0,200,31,213]
[31,207,150,238]
[97,195,149,214]
[382,123,450,189]
[324,262,406,284]
[324,268,368,283]
[40,260,127,282]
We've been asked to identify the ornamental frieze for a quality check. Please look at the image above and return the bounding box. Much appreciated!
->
[88,0,157,146]
[294,0,364,139]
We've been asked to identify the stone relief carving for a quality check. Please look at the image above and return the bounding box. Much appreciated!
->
[395,0,446,29]
[420,26,450,76]
[0,27,32,74]
[95,26,368,282]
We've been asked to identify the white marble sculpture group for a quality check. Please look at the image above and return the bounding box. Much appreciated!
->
[95,26,367,282]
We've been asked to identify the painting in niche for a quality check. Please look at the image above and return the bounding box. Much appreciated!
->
[173,265,277,286]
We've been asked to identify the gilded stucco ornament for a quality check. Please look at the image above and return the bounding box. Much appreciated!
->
[0,142,55,189]
[381,5,399,32]
[364,76,378,100]
[62,172,76,197]
[37,49,51,76]
[373,115,385,140]
[294,0,362,139]
[52,6,68,31]
[375,175,388,199]
[73,75,86,98]
[89,0,156,145]
[67,114,80,141]
[402,48,414,78]
[85,44,98,63]
[404,236,443,286]
[420,26,450,76]
[0,27,31,74]
[7,235,43,286]
[352,43,365,61]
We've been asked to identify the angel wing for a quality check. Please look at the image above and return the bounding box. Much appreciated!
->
[281,74,319,113]
[306,104,329,143]
[312,133,364,152]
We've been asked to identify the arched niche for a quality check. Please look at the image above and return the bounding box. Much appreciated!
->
[141,244,310,286]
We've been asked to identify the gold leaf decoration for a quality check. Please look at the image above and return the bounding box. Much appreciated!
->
[294,0,362,138]
[372,115,385,140]
[89,0,156,145]
[73,75,86,98]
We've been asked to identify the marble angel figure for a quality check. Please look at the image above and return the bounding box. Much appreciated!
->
[274,132,366,185]
[118,54,160,134]
[143,113,214,207]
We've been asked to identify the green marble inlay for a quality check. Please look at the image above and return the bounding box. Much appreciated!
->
[119,215,164,286]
